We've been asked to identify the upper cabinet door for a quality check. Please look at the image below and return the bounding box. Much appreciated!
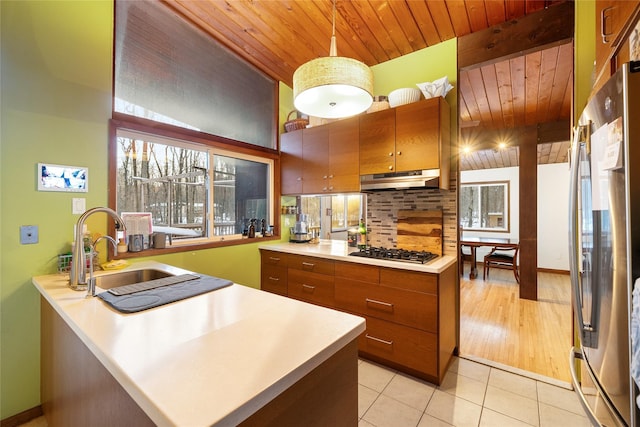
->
[302,125,330,194]
[594,1,640,88]
[395,98,441,172]
[359,109,396,175]
[328,116,360,193]
[280,130,303,195]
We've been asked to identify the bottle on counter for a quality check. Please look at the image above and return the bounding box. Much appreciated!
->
[248,219,256,238]
[357,218,367,249]
[117,238,128,254]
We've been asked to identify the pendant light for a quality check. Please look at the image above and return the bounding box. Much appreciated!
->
[293,0,373,119]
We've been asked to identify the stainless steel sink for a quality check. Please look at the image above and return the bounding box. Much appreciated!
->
[94,269,174,290]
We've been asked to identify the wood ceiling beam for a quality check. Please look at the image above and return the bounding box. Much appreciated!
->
[459,119,570,150]
[458,1,574,70]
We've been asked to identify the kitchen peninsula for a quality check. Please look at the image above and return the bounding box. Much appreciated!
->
[33,261,365,427]
[260,240,457,385]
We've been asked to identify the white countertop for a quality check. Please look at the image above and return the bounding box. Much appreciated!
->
[261,240,456,274]
[33,261,365,427]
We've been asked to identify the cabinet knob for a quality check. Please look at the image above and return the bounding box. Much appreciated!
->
[388,165,393,170]
[296,177,302,181]
[329,186,333,190]
[328,174,333,179]
[323,187,328,191]
[397,151,402,156]
[323,175,328,179]
[388,152,393,157]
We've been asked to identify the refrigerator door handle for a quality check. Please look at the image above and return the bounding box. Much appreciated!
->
[569,347,603,427]
[569,123,599,347]
[569,126,588,332]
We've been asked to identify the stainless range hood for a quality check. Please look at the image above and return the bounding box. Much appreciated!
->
[360,169,441,191]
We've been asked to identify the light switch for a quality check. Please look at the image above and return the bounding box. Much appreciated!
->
[72,198,86,214]
[20,225,39,244]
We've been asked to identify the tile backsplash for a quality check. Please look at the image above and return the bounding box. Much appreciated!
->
[365,183,457,256]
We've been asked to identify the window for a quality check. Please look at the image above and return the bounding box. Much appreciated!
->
[460,181,509,231]
[115,128,273,246]
[300,196,321,229]
[331,195,364,231]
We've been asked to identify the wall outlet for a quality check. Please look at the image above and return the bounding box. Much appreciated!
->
[20,225,39,244]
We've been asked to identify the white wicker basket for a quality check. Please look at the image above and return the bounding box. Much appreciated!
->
[388,88,421,108]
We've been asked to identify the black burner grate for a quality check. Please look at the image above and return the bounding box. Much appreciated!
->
[349,246,438,264]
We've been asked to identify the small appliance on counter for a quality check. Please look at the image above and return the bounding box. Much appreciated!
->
[289,213,310,243]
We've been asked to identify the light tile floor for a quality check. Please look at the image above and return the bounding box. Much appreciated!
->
[358,357,591,427]
[21,356,591,427]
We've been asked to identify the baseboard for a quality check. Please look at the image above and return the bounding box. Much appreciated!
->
[537,268,569,275]
[0,406,43,427]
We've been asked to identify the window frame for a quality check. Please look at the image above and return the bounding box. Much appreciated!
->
[459,180,510,233]
[108,115,281,257]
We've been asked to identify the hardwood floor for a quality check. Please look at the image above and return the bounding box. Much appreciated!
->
[459,269,573,383]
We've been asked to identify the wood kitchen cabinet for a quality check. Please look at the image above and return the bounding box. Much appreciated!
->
[280,130,303,195]
[260,250,288,296]
[327,117,360,192]
[259,248,457,385]
[260,250,336,307]
[334,261,455,384]
[280,117,359,195]
[593,1,640,93]
[359,97,450,190]
[359,108,396,175]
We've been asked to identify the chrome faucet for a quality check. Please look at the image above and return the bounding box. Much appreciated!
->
[85,235,119,297]
[69,207,126,291]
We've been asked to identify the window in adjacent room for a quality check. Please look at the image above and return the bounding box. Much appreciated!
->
[460,181,509,232]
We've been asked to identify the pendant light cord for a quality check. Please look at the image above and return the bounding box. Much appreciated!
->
[329,0,337,56]
[332,0,336,37]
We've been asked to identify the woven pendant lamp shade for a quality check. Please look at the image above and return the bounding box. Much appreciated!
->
[292,0,373,119]
[293,56,373,119]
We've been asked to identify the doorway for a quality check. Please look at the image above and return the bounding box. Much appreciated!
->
[456,27,574,381]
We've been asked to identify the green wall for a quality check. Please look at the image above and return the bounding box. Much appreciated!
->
[575,0,596,121]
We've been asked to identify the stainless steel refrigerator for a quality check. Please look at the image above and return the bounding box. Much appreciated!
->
[569,63,640,426]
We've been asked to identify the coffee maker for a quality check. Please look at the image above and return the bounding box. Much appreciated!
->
[289,213,311,243]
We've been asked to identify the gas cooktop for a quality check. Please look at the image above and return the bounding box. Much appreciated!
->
[349,246,438,264]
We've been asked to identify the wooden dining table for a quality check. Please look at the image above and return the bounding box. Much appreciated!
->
[459,237,519,279]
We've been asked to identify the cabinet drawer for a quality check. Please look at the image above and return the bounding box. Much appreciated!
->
[288,254,334,275]
[359,316,438,379]
[335,278,437,332]
[288,269,334,307]
[335,261,379,283]
[261,264,288,296]
[260,250,288,267]
[380,268,437,294]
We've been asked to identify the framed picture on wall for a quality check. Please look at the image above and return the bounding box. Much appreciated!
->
[38,163,88,192]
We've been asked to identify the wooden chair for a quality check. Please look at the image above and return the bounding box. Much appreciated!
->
[459,244,473,276]
[483,245,520,283]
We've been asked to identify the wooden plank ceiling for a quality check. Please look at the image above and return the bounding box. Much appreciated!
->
[459,42,573,170]
[163,0,573,170]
